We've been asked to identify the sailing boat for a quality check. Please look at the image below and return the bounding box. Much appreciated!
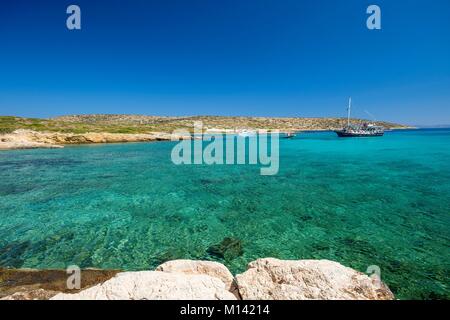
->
[282,132,296,139]
[334,98,384,137]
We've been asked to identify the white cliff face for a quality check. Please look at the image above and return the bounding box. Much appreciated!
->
[156,260,239,298]
[235,258,394,300]
[51,271,237,300]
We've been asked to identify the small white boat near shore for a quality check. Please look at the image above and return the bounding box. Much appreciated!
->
[282,132,296,139]
[238,129,257,137]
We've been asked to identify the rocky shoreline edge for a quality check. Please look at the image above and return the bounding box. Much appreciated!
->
[0,258,394,300]
[0,129,193,150]
[0,128,415,151]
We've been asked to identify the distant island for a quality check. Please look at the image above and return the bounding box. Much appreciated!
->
[0,115,413,150]
[0,114,412,134]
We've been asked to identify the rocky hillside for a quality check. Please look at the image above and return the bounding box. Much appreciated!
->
[0,115,411,135]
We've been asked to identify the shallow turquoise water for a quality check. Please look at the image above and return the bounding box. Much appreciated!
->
[0,129,449,299]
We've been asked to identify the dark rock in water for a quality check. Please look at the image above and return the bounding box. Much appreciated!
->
[311,243,329,252]
[420,291,450,300]
[79,256,94,269]
[0,158,82,169]
[207,237,243,261]
[190,223,208,233]
[164,214,183,223]
[153,249,186,267]
[0,241,31,268]
[0,184,35,196]
[199,178,213,185]
[298,215,313,222]
[339,237,375,254]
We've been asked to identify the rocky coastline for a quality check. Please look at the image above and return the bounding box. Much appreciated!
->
[0,129,192,150]
[0,126,415,151]
[0,258,394,300]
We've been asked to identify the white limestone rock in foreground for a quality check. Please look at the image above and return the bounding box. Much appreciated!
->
[51,271,237,300]
[235,258,394,300]
[156,259,238,296]
[49,259,395,300]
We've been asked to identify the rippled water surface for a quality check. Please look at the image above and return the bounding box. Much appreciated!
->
[1,129,449,299]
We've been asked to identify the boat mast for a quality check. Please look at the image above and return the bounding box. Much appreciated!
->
[347,97,352,127]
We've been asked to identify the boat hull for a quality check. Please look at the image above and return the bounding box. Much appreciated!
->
[335,131,384,137]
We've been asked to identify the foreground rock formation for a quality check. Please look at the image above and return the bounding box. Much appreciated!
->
[156,260,240,298]
[235,258,394,300]
[51,271,237,300]
[0,129,191,150]
[1,259,394,300]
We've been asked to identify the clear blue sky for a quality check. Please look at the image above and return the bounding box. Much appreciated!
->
[1,0,449,125]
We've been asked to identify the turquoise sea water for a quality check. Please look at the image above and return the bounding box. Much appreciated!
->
[0,129,449,299]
